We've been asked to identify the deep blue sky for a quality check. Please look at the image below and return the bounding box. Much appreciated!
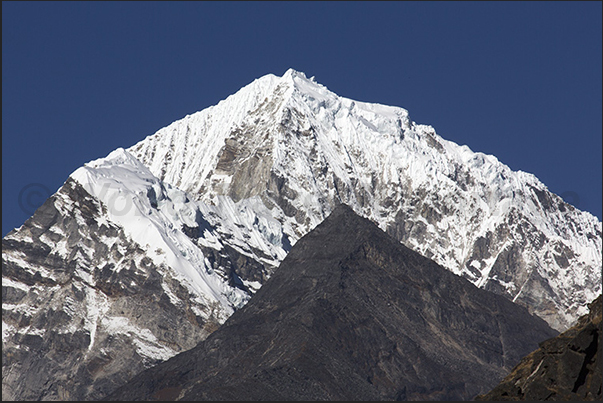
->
[3,1,602,236]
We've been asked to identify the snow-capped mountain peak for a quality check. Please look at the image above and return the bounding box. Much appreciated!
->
[129,69,601,331]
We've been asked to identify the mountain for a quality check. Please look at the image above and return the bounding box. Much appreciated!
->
[127,68,601,331]
[106,204,558,401]
[2,68,600,400]
[475,294,602,401]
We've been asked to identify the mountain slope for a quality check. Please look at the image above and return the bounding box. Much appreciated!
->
[128,68,602,331]
[106,205,558,401]
[2,149,290,400]
[475,294,602,401]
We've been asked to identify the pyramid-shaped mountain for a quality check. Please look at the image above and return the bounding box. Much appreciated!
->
[107,205,557,401]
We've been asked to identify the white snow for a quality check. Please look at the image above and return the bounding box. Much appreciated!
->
[69,146,290,321]
[2,322,16,343]
[101,315,177,363]
[6,67,595,349]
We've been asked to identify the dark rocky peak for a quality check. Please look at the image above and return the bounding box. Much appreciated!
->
[106,204,557,401]
[476,294,602,401]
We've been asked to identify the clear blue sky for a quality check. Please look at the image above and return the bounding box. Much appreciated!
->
[3,1,602,236]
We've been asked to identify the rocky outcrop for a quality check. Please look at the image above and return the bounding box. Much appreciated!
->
[106,205,558,401]
[475,294,602,401]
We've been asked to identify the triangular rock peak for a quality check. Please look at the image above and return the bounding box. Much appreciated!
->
[107,205,557,401]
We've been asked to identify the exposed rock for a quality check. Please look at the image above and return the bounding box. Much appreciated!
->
[106,205,557,401]
[2,148,292,401]
[475,294,602,401]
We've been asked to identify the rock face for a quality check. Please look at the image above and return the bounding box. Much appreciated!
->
[106,205,558,401]
[475,294,602,401]
[1,178,218,400]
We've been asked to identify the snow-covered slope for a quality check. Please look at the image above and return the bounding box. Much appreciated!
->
[69,147,290,308]
[129,68,602,331]
[2,149,290,400]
